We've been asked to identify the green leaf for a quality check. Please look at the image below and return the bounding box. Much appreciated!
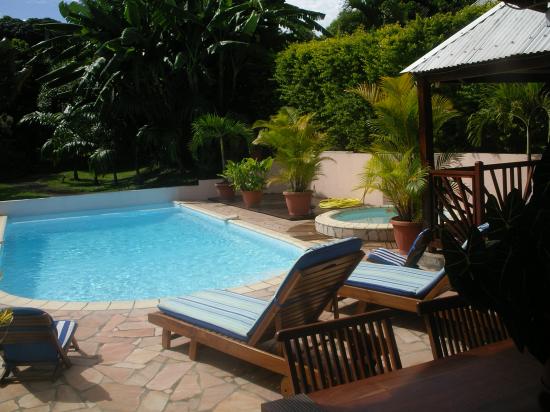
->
[124,0,142,26]
[239,11,260,35]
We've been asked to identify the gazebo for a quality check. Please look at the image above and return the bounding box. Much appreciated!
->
[402,1,549,237]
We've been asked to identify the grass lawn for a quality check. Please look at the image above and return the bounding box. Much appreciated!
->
[0,169,198,201]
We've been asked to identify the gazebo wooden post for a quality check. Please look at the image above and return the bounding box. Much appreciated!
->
[417,77,435,229]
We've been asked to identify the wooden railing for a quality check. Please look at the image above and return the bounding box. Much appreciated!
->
[430,160,539,242]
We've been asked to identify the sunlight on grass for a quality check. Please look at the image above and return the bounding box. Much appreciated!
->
[0,169,198,201]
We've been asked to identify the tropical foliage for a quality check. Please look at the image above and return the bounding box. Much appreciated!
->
[328,0,474,34]
[354,74,457,221]
[441,145,550,364]
[17,0,326,179]
[253,107,330,192]
[275,4,490,150]
[467,83,550,160]
[220,157,273,191]
[191,114,252,173]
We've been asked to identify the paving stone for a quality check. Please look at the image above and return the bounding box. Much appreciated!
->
[94,365,134,384]
[98,314,127,335]
[126,361,163,386]
[99,342,135,364]
[73,341,99,356]
[117,321,152,331]
[52,385,87,412]
[146,362,193,391]
[113,328,156,338]
[74,326,98,341]
[240,382,281,402]
[124,348,160,365]
[197,383,237,411]
[138,336,163,348]
[24,406,51,412]
[213,390,265,412]
[82,383,144,412]
[0,383,29,402]
[171,375,202,401]
[64,365,104,391]
[0,400,19,412]
[137,391,169,412]
[164,401,190,412]
[199,372,226,389]
[18,389,56,409]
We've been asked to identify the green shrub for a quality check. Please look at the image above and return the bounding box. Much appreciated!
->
[220,157,273,192]
[275,5,489,151]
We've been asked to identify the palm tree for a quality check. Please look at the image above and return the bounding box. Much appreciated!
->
[467,83,550,161]
[351,74,457,221]
[190,114,252,172]
[20,104,111,182]
[253,107,330,193]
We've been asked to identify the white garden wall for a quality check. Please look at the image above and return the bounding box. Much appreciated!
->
[312,151,537,205]
[0,179,219,217]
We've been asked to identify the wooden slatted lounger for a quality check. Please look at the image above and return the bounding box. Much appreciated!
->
[148,237,365,394]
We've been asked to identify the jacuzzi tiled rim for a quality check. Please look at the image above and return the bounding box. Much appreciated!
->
[315,208,395,242]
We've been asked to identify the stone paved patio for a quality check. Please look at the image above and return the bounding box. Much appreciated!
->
[0,201,436,411]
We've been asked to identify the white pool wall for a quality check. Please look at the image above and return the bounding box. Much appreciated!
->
[0,179,219,217]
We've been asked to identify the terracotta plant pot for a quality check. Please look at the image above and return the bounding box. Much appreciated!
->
[242,191,263,208]
[284,191,312,217]
[390,218,423,255]
[215,182,235,201]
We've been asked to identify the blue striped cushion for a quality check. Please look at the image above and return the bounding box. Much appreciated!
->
[159,290,271,341]
[55,320,77,349]
[2,308,78,363]
[159,238,363,341]
[368,248,407,266]
[346,262,446,298]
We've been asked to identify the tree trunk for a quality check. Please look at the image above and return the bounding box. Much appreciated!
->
[113,170,118,185]
[73,158,79,181]
[526,122,532,162]
[93,171,99,185]
[219,138,226,172]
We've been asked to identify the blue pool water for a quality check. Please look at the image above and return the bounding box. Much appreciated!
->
[333,207,395,224]
[0,204,302,301]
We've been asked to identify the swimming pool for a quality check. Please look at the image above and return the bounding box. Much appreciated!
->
[0,204,303,301]
[333,207,395,224]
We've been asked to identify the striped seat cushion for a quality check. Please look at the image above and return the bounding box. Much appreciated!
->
[158,290,271,341]
[346,262,446,298]
[55,320,77,349]
[367,248,407,266]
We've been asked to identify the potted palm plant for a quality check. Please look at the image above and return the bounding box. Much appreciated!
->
[253,107,329,217]
[190,114,252,201]
[223,157,273,208]
[441,146,550,402]
[353,74,457,253]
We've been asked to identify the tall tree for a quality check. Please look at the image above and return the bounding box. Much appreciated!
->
[328,0,473,34]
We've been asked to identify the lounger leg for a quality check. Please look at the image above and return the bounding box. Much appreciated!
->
[280,376,294,397]
[162,329,172,349]
[188,339,199,361]
[71,336,80,351]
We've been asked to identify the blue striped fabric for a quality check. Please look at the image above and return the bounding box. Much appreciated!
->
[55,320,77,349]
[2,308,78,363]
[158,238,363,341]
[346,262,446,298]
[159,290,271,341]
[368,248,407,266]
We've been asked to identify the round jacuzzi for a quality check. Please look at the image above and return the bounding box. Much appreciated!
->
[315,207,395,241]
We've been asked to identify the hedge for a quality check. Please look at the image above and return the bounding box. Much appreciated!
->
[275,5,490,151]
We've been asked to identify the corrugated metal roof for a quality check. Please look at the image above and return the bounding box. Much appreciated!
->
[402,2,550,74]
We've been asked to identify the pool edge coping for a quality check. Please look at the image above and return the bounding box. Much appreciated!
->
[0,202,320,310]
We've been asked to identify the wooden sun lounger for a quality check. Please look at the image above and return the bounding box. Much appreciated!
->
[148,238,365,394]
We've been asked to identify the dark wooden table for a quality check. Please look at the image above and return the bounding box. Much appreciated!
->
[262,340,548,411]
